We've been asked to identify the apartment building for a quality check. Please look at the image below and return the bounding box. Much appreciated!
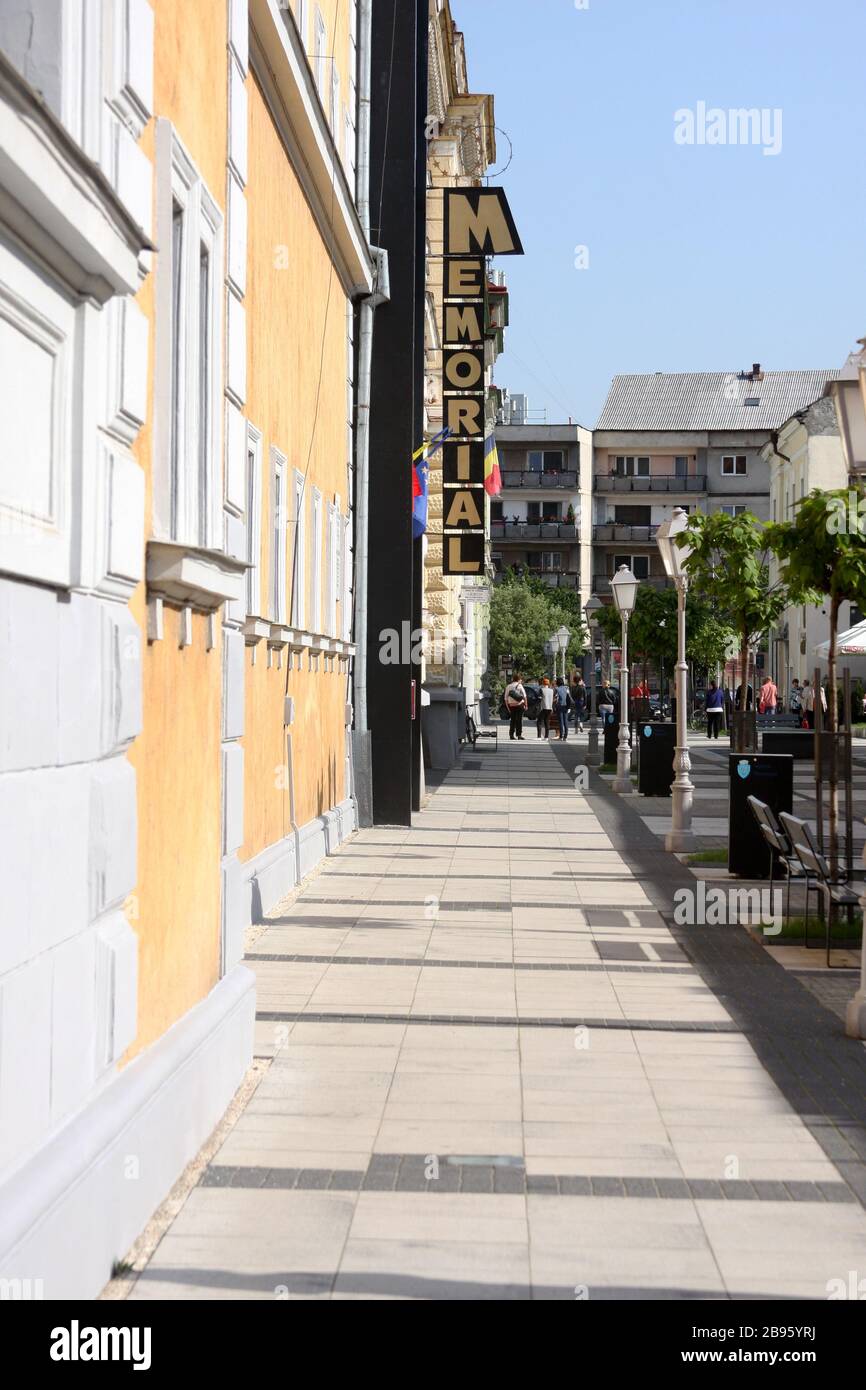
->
[491,422,593,604]
[592,367,839,602]
[0,0,375,1296]
[762,394,850,689]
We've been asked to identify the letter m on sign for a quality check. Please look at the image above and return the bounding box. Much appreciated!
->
[444,189,524,258]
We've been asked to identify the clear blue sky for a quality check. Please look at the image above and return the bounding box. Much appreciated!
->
[455,0,866,427]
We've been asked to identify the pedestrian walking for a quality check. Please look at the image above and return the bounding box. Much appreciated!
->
[759,676,778,715]
[789,678,802,717]
[572,675,587,732]
[800,679,826,729]
[537,677,554,739]
[734,681,754,711]
[505,672,528,740]
[553,677,574,740]
[705,679,725,739]
[598,678,616,721]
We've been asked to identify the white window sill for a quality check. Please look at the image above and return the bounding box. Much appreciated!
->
[146,540,247,611]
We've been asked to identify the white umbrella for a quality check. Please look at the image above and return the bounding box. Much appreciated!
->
[814,618,866,658]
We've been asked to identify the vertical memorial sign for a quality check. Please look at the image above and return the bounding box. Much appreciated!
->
[441,190,523,576]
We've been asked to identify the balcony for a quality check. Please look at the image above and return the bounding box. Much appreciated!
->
[593,524,658,543]
[494,569,581,589]
[500,470,578,490]
[592,573,671,594]
[491,521,578,540]
[594,473,706,494]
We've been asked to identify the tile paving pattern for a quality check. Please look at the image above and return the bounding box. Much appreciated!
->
[128,733,866,1301]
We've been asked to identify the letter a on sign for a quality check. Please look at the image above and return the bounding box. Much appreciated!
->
[444,189,524,258]
[445,490,483,529]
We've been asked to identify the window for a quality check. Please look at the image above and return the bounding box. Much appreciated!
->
[156,121,223,547]
[492,552,503,572]
[245,424,262,614]
[722,455,747,476]
[674,455,688,476]
[310,487,323,633]
[541,552,563,572]
[490,502,504,521]
[614,505,651,526]
[295,0,307,45]
[528,450,564,474]
[330,60,340,135]
[528,502,561,523]
[720,504,747,517]
[270,449,287,623]
[326,501,339,637]
[343,105,355,184]
[615,456,650,477]
[613,554,650,579]
[291,470,306,628]
[314,8,327,97]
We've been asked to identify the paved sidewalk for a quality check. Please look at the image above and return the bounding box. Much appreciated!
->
[127,739,866,1300]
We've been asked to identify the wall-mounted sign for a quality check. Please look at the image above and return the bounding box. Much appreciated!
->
[441,187,522,578]
[444,189,525,259]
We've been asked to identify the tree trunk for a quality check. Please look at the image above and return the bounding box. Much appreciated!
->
[736,630,750,753]
[828,591,840,876]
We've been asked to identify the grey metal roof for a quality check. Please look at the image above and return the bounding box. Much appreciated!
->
[595,370,839,432]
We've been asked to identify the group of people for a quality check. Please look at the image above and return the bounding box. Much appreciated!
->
[504,672,618,742]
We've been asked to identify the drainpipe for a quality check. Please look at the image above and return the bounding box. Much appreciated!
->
[352,0,389,824]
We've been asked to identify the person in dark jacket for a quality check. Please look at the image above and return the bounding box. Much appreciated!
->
[553,677,574,740]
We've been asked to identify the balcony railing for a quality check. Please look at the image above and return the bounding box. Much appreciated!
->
[593,524,659,543]
[491,521,579,540]
[592,573,671,593]
[500,470,578,490]
[594,473,706,493]
[494,569,581,589]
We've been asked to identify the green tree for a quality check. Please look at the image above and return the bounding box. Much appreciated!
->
[488,573,587,684]
[767,487,866,870]
[681,511,787,751]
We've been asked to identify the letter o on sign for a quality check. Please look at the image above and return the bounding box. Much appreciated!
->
[445,351,483,389]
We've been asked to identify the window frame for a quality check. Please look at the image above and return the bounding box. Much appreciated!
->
[721,454,748,476]
[270,447,287,624]
[245,423,263,616]
[155,120,224,550]
[314,8,327,98]
[310,485,323,633]
[291,469,306,629]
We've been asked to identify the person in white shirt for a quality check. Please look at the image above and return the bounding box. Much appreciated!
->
[505,673,528,741]
[537,677,554,739]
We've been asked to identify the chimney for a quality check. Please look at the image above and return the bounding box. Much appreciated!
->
[751,362,764,381]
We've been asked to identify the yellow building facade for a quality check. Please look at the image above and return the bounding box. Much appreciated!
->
[0,0,372,1296]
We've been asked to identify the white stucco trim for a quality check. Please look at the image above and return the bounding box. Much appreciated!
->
[0,52,149,302]
[0,963,255,1300]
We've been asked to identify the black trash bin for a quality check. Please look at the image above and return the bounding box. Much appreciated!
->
[638,721,676,796]
[603,712,620,765]
[728,753,794,878]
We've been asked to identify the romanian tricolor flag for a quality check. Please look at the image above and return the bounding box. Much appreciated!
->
[411,428,451,540]
[484,434,502,497]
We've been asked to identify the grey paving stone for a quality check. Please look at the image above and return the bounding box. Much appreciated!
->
[752,1180,790,1201]
[623,1178,659,1198]
[262,1168,301,1189]
[591,1177,625,1197]
[526,1174,559,1194]
[688,1180,723,1200]
[720,1180,757,1200]
[654,1178,691,1200]
[785,1181,823,1201]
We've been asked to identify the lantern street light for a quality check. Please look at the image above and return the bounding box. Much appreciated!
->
[555,625,570,681]
[610,566,639,793]
[656,507,695,850]
[584,594,603,765]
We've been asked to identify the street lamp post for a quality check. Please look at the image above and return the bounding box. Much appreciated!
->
[611,566,639,794]
[584,595,602,765]
[555,625,570,681]
[657,507,695,851]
